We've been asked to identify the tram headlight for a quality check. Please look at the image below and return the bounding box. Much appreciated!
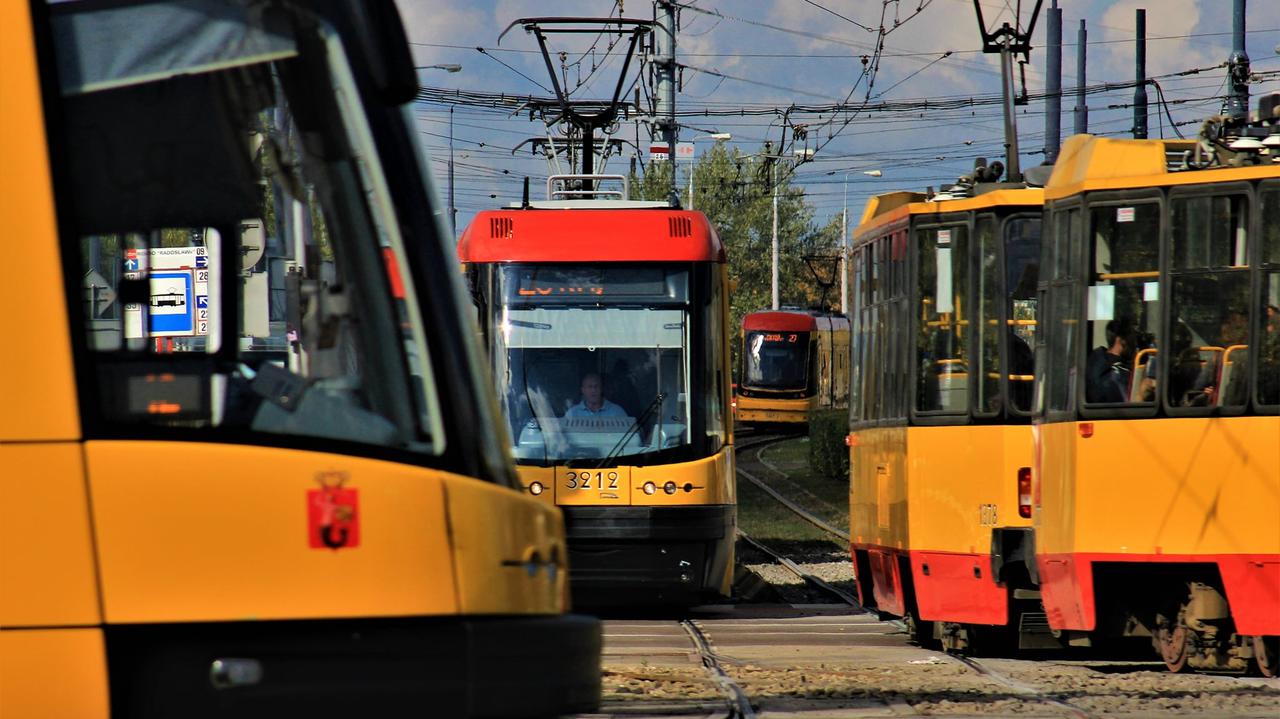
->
[663,481,678,495]
[529,481,544,496]
[643,481,657,495]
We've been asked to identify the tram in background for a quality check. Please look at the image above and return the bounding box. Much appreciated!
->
[735,309,851,426]
[1,1,600,716]
[847,170,1046,653]
[1034,110,1279,674]
[458,176,736,605]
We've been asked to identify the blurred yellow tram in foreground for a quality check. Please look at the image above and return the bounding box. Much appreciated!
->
[1,1,599,716]
[847,167,1046,652]
[1034,111,1280,674]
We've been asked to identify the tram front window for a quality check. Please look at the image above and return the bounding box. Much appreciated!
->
[493,264,696,464]
[744,331,810,390]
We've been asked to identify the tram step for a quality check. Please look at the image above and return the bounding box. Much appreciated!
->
[1018,611,1060,650]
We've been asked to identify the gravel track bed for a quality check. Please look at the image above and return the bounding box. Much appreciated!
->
[975,659,1280,717]
[600,665,723,704]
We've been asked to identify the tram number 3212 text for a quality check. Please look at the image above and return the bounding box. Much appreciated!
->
[565,470,619,490]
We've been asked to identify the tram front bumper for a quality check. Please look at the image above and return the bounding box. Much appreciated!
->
[101,614,602,718]
[734,394,814,423]
[561,505,736,604]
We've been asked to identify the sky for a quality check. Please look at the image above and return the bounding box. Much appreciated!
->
[394,0,1280,235]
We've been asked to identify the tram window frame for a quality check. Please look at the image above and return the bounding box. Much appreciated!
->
[974,214,1002,419]
[1164,184,1254,417]
[1004,213,1041,418]
[1040,202,1084,422]
[849,245,864,423]
[45,12,449,461]
[1256,181,1280,413]
[911,215,972,425]
[1078,192,1164,420]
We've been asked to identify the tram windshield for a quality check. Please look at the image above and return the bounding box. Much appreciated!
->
[492,264,696,464]
[743,331,811,390]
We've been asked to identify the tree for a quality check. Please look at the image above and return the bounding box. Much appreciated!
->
[632,143,842,372]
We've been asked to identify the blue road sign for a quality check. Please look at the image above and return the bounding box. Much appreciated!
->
[196,295,209,309]
[149,272,194,334]
[124,257,140,271]
[196,255,208,269]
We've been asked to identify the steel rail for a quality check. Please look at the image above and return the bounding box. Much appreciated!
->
[733,435,851,543]
[736,530,865,609]
[948,654,1097,719]
[680,618,757,719]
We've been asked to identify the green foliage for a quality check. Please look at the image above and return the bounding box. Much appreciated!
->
[807,409,850,480]
[631,144,843,373]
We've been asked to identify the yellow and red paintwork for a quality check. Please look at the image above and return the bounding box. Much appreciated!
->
[849,424,1034,625]
[1036,417,1280,635]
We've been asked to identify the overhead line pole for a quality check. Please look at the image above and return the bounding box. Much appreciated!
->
[655,1,679,206]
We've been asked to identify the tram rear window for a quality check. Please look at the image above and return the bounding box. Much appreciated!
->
[503,265,687,303]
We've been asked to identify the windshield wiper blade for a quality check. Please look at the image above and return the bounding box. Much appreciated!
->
[597,393,664,469]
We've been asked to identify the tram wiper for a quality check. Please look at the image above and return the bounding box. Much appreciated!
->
[597,393,664,469]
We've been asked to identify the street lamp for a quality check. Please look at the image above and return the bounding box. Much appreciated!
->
[417,63,463,234]
[747,147,817,310]
[827,168,884,314]
[687,133,731,211]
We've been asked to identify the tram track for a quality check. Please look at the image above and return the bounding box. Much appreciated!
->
[680,619,757,719]
[945,654,1097,719]
[733,433,851,543]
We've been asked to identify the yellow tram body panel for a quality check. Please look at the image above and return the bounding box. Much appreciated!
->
[850,424,1035,551]
[850,423,1034,623]
[1037,416,1280,557]
[735,394,817,423]
[516,445,736,507]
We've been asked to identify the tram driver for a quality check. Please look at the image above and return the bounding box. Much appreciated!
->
[565,372,628,418]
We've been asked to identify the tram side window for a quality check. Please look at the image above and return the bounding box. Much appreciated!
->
[915,225,969,414]
[1259,188,1280,408]
[60,30,438,452]
[850,247,864,421]
[1006,217,1040,413]
[976,216,1001,414]
[1167,194,1249,410]
[1083,203,1160,406]
[1046,208,1081,414]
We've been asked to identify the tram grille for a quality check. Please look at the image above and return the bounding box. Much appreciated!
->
[490,216,513,238]
[669,216,692,237]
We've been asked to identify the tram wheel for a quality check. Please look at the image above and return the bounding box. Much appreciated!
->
[1155,621,1191,673]
[904,612,938,649]
[1253,636,1279,678]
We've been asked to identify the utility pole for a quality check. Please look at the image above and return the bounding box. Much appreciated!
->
[1134,9,1148,139]
[840,179,848,314]
[655,0,679,205]
[771,159,779,310]
[448,106,456,235]
[1044,0,1062,162]
[1074,20,1088,135]
[1226,0,1250,121]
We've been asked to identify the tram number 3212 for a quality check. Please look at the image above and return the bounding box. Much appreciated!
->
[566,470,621,490]
[978,503,999,527]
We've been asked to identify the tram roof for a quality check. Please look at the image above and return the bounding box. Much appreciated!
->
[457,207,724,263]
[1044,134,1280,200]
[852,186,1044,244]
[743,309,846,332]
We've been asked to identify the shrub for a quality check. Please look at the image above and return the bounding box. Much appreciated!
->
[808,409,850,480]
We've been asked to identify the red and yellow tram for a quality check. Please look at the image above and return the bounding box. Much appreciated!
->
[458,186,736,605]
[1034,119,1279,674]
[848,180,1045,652]
[736,309,851,425]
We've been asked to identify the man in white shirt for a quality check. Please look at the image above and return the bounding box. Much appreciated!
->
[565,372,627,418]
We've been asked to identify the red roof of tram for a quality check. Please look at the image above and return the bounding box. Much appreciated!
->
[457,208,724,263]
[742,310,820,332]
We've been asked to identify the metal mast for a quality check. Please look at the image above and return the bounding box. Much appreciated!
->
[972,0,1044,182]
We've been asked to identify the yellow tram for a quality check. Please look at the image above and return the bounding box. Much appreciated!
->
[1034,114,1280,674]
[458,192,737,605]
[848,176,1045,651]
[1,1,600,715]
[736,309,851,425]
